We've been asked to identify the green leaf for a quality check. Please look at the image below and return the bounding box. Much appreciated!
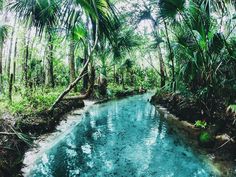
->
[159,0,186,19]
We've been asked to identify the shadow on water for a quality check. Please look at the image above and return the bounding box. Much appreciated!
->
[24,94,221,177]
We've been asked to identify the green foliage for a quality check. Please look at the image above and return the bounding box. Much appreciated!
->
[199,131,212,143]
[194,120,207,129]
[0,24,7,43]
[107,83,125,97]
[227,105,236,114]
[159,0,186,19]
[9,88,64,114]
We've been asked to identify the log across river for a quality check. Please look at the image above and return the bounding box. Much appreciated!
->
[22,94,220,177]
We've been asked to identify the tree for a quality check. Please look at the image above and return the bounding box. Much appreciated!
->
[157,0,236,113]
[122,0,167,88]
[0,24,7,93]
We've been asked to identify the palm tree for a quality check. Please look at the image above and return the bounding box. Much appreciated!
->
[0,0,7,93]
[157,0,236,113]
[10,0,61,88]
[126,0,167,88]
[111,24,140,82]
[50,0,118,109]
[0,24,7,93]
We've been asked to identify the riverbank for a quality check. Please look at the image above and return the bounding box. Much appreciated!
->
[0,88,146,177]
[0,97,85,177]
[151,93,236,177]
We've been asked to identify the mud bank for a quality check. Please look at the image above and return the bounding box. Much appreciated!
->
[0,98,85,177]
[151,94,236,177]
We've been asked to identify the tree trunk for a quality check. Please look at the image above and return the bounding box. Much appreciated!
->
[83,46,89,91]
[100,65,107,96]
[88,64,95,96]
[45,33,54,88]
[69,36,76,92]
[8,73,13,101]
[50,60,90,111]
[50,20,99,110]
[157,45,166,88]
[24,33,30,88]
[164,20,175,91]
[7,18,16,81]
[150,18,166,88]
[0,42,3,93]
[121,71,125,89]
[13,37,18,83]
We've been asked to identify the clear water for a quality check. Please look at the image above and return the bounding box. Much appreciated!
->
[26,94,219,177]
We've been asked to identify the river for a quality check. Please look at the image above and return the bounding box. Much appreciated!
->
[23,94,220,177]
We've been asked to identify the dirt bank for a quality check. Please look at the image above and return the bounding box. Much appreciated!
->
[0,98,85,177]
[151,93,236,177]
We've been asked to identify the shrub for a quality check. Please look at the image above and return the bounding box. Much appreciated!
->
[194,120,207,129]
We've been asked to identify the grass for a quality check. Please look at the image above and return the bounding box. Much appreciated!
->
[0,87,66,115]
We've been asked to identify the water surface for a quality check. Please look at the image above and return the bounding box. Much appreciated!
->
[25,94,219,177]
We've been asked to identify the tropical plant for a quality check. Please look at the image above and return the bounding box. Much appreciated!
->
[194,120,207,129]
[156,0,236,115]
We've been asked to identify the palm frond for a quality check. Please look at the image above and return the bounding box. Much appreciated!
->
[0,24,8,43]
[158,0,186,19]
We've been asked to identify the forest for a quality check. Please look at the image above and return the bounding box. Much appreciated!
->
[0,0,236,177]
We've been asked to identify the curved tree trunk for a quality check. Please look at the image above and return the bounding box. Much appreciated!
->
[50,21,99,111]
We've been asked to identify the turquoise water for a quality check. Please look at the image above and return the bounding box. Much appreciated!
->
[26,94,219,177]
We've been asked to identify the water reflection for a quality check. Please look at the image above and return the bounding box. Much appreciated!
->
[26,94,218,177]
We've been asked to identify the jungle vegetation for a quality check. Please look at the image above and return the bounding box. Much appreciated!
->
[0,1,236,176]
[0,0,235,122]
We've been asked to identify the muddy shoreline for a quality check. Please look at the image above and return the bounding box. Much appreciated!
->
[151,94,236,177]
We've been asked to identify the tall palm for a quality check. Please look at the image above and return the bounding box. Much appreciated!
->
[125,0,167,88]
[158,0,236,113]
[10,0,61,87]
[0,24,7,93]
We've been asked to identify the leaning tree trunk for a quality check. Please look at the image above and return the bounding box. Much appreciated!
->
[83,45,89,91]
[50,21,99,111]
[50,57,91,110]
[83,15,90,91]
[45,33,55,88]
[64,63,96,101]
[69,36,76,92]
